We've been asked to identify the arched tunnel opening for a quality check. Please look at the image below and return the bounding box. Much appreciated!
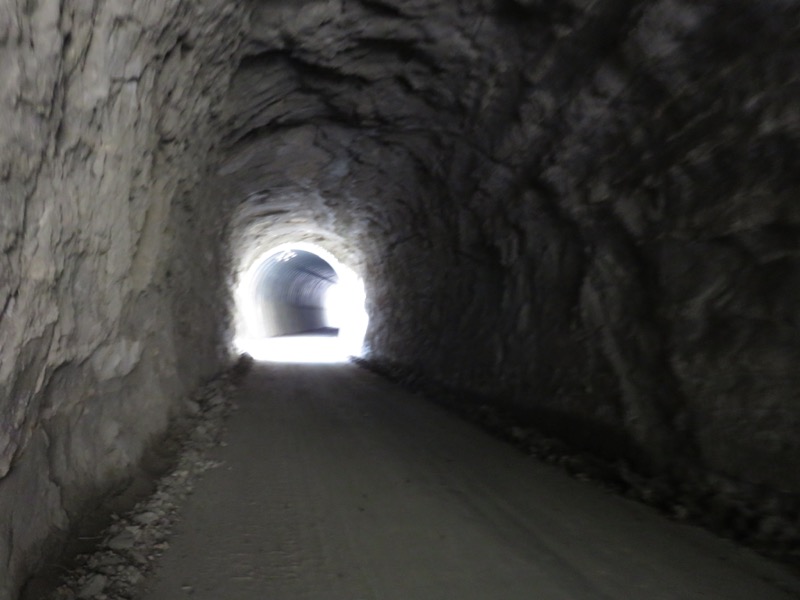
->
[251,248,340,338]
[234,242,368,363]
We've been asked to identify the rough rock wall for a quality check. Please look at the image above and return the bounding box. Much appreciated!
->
[0,2,245,597]
[378,0,800,488]
[1,0,797,594]
[427,0,800,489]
[225,0,800,492]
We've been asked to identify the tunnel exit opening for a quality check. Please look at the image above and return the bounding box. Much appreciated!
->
[233,242,368,363]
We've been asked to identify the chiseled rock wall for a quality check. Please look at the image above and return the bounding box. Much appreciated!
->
[1,0,798,595]
[227,0,800,492]
[371,0,800,489]
[0,2,245,597]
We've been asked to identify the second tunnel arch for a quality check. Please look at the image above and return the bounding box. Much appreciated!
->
[233,241,369,363]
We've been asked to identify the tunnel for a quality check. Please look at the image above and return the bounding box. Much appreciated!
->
[250,249,340,338]
[0,0,799,597]
[234,241,369,362]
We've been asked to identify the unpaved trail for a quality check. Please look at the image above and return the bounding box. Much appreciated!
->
[141,363,800,600]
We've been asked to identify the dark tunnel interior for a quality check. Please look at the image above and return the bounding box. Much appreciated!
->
[1,0,799,596]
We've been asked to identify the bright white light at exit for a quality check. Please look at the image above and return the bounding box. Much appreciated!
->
[324,280,368,356]
[236,335,351,364]
[234,242,369,364]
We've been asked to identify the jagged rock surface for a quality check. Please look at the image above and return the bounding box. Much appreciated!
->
[44,370,242,600]
[1,0,799,597]
[222,0,800,487]
[0,2,246,598]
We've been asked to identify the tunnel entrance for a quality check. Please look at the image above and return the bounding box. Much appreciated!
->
[234,243,368,363]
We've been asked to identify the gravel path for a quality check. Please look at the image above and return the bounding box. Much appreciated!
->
[129,362,800,600]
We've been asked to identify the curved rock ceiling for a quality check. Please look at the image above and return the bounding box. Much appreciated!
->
[0,0,798,596]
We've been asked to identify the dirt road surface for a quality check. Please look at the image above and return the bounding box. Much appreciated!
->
[141,363,800,600]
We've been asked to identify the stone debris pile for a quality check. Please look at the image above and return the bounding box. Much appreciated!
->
[47,357,252,600]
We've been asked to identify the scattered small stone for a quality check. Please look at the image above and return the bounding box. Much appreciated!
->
[132,511,160,525]
[184,399,202,416]
[44,366,241,599]
[106,530,136,551]
[123,567,144,585]
[77,574,107,599]
[92,553,125,568]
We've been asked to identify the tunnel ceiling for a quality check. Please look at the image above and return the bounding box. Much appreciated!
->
[223,0,532,277]
[1,0,799,596]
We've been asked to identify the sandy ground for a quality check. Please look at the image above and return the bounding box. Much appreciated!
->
[140,362,800,600]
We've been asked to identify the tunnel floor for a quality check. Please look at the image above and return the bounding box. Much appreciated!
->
[137,363,799,600]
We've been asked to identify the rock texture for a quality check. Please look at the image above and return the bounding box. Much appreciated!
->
[1,0,799,596]
[222,0,799,489]
[44,366,244,600]
[0,2,246,597]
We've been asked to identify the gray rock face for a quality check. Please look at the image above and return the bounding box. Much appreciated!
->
[1,0,798,596]
[0,1,246,597]
[222,0,799,485]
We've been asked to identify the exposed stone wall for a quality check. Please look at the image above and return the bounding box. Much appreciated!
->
[1,0,798,595]
[422,0,800,489]
[385,0,800,488]
[225,0,800,491]
[0,2,245,597]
